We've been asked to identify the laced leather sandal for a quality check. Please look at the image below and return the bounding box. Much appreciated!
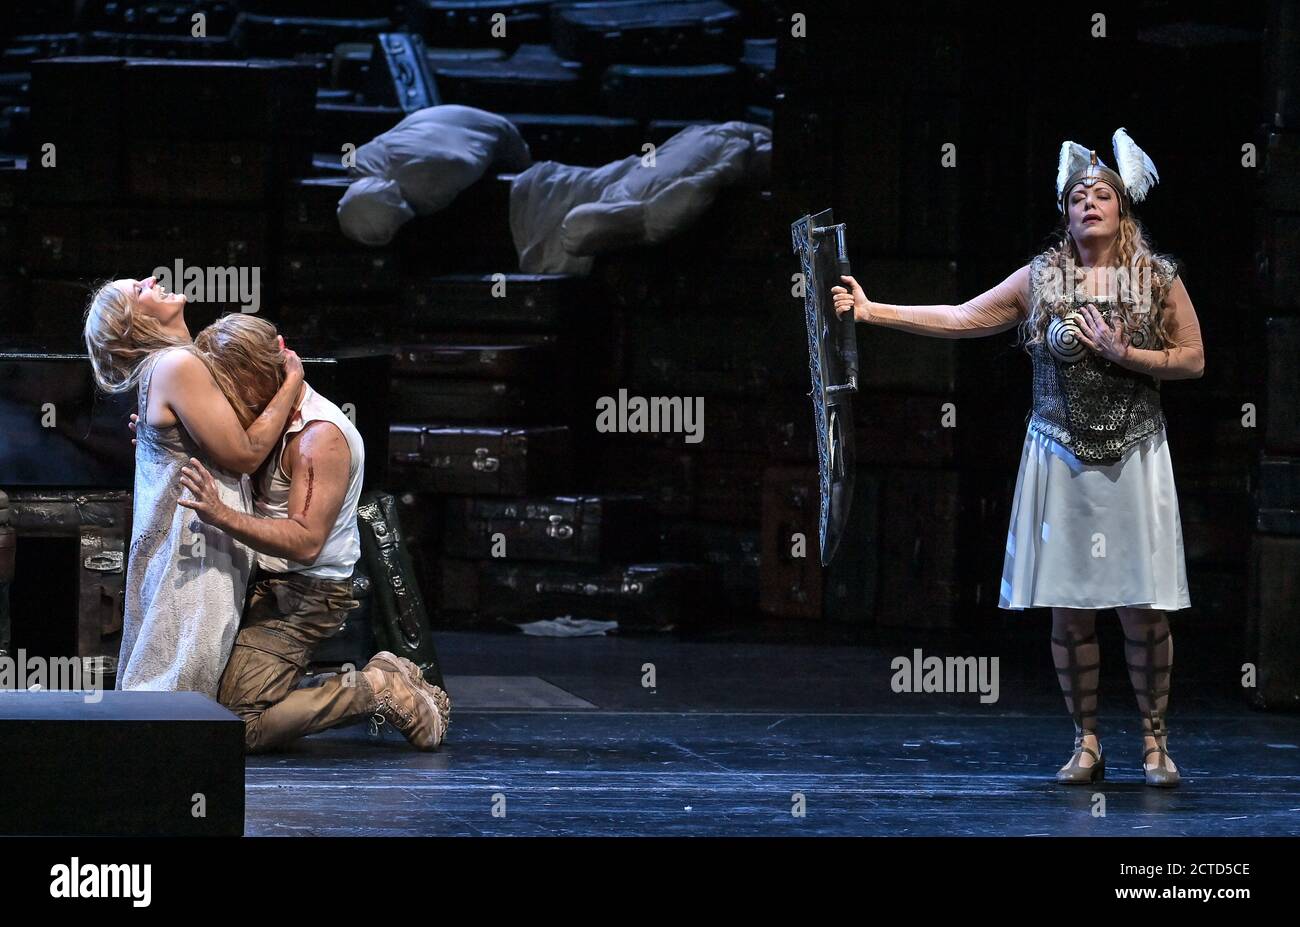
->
[1140,713,1179,788]
[1125,626,1179,788]
[1052,631,1104,785]
[1059,730,1105,784]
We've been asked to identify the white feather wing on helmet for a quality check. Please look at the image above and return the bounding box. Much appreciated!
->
[1111,127,1159,203]
[1055,140,1093,202]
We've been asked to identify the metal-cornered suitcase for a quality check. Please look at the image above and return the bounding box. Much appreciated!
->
[441,559,711,630]
[278,250,401,299]
[433,42,587,114]
[409,0,550,48]
[82,1,240,35]
[2,34,82,69]
[312,103,404,159]
[388,378,546,423]
[398,273,591,332]
[120,58,317,141]
[759,465,821,620]
[389,424,572,495]
[282,176,350,248]
[391,338,558,380]
[236,14,393,56]
[758,465,879,623]
[2,490,130,678]
[599,63,742,122]
[551,0,743,66]
[82,31,240,59]
[442,494,655,563]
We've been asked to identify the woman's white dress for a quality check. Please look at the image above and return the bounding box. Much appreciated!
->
[116,348,256,696]
[998,422,1191,611]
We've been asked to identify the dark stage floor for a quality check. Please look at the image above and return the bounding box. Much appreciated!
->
[245,629,1300,837]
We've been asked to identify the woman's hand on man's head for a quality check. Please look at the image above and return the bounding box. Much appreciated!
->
[278,336,304,385]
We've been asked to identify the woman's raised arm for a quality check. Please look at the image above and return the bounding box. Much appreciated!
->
[150,348,304,474]
[835,264,1030,338]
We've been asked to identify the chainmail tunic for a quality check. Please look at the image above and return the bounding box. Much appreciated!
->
[1026,254,1177,463]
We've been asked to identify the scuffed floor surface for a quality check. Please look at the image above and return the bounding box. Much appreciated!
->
[244,630,1300,836]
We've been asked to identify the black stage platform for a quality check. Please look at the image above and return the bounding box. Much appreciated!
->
[244,629,1300,837]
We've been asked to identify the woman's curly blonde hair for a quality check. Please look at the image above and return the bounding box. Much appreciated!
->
[1018,211,1178,352]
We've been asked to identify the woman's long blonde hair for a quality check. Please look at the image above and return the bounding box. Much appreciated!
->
[83,279,191,397]
[1018,211,1177,351]
[193,314,286,429]
[83,283,284,427]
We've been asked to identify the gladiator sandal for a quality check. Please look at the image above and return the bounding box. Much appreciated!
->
[1124,626,1179,788]
[1051,631,1105,784]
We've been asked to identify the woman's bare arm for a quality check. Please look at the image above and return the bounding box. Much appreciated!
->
[1118,276,1205,379]
[837,264,1030,338]
[151,349,304,474]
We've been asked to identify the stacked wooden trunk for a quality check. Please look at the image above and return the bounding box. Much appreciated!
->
[0,0,786,641]
[0,1,1274,647]
[13,55,316,343]
[379,1,776,632]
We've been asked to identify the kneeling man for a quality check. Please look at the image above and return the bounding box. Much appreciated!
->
[176,315,451,753]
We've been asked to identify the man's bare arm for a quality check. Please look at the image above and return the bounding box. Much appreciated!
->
[179,421,350,564]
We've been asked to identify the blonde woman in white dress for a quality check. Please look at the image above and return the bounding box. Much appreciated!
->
[84,275,303,697]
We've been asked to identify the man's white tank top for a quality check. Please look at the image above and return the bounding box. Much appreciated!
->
[253,382,365,580]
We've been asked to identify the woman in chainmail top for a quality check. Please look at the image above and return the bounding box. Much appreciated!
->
[83,275,303,697]
[833,129,1204,788]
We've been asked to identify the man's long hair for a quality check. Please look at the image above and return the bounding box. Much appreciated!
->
[193,315,286,428]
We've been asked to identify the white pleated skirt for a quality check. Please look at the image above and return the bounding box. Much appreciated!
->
[999,424,1191,611]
